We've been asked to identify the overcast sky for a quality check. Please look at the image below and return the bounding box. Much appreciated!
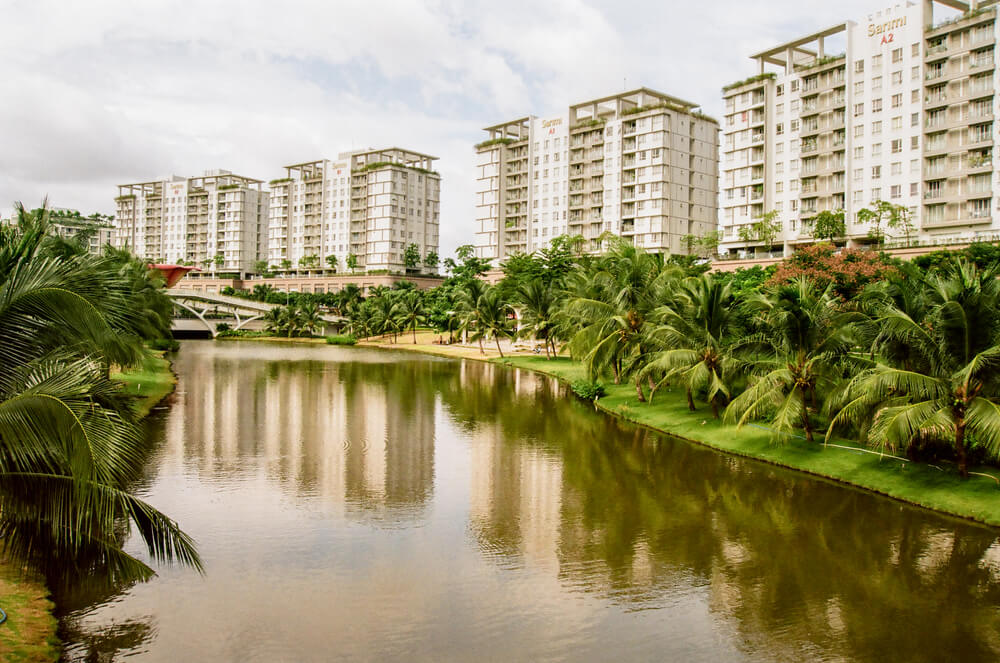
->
[1,0,920,258]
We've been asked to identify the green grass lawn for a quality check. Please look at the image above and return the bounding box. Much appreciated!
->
[112,351,178,418]
[495,355,1000,527]
[0,560,59,663]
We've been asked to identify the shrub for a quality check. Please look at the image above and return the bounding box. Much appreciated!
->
[571,379,606,401]
[215,322,232,332]
[149,337,180,352]
[326,334,358,346]
[216,329,269,338]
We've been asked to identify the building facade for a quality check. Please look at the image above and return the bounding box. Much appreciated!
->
[267,148,440,273]
[474,88,719,262]
[721,0,1000,257]
[114,171,267,275]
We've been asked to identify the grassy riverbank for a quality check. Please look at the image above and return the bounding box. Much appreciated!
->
[0,561,59,663]
[112,351,178,418]
[496,356,1000,527]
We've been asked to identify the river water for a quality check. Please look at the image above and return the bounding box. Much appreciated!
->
[57,341,1000,661]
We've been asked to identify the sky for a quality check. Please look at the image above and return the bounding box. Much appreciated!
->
[0,0,922,258]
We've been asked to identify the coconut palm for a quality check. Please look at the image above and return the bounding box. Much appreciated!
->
[393,290,426,343]
[467,288,514,357]
[725,277,861,442]
[641,273,740,417]
[564,240,681,401]
[298,302,323,337]
[515,279,558,358]
[828,260,1000,477]
[0,202,201,585]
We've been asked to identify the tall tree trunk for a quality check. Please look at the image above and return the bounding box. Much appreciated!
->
[802,409,814,442]
[635,376,646,403]
[686,387,696,411]
[479,337,485,355]
[543,338,550,359]
[711,399,720,419]
[413,325,417,344]
[495,336,504,358]
[956,417,969,479]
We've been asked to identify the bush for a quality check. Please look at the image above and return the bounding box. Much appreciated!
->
[326,334,358,346]
[571,379,606,401]
[216,329,270,338]
[215,322,232,332]
[149,337,180,352]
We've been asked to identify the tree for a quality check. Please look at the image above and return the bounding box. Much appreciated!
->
[213,253,224,268]
[444,245,491,282]
[681,234,699,255]
[280,258,292,272]
[828,260,1000,477]
[738,210,782,255]
[698,230,722,258]
[515,279,558,358]
[641,274,740,417]
[884,201,916,246]
[298,254,319,270]
[423,251,439,270]
[725,278,861,442]
[811,209,846,242]
[0,202,201,586]
[403,243,421,271]
[346,253,359,273]
[858,201,893,246]
[467,288,514,357]
[392,290,426,343]
[325,254,339,272]
[298,302,323,337]
[254,260,272,277]
[768,242,898,299]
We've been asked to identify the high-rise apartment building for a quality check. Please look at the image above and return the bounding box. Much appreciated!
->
[721,0,1000,257]
[267,148,440,273]
[114,171,267,275]
[474,88,719,262]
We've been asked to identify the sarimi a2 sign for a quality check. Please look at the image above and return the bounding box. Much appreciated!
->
[868,16,906,44]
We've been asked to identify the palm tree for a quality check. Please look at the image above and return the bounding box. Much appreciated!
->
[515,279,558,358]
[455,278,489,351]
[641,273,739,417]
[564,240,681,401]
[725,277,861,442]
[468,288,514,357]
[393,291,426,344]
[0,202,201,585]
[298,302,323,337]
[828,260,1000,477]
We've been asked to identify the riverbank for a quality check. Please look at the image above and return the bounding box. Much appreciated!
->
[111,351,178,418]
[349,337,1000,527]
[0,350,179,661]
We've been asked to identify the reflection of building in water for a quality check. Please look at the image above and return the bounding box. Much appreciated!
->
[166,348,435,519]
[468,424,563,567]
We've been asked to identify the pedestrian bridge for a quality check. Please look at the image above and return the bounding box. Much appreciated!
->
[167,289,344,338]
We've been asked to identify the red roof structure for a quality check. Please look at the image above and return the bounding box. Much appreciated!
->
[149,264,198,288]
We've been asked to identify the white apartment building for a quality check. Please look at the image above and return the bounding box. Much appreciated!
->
[722,0,1000,257]
[114,171,267,275]
[474,88,719,262]
[267,148,440,273]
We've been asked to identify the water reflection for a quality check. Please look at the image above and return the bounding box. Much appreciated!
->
[59,342,1000,662]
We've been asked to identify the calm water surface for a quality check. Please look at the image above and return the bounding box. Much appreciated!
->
[57,341,1000,661]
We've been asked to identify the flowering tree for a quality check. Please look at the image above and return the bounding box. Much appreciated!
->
[768,242,897,299]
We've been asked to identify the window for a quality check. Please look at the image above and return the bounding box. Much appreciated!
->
[911,159,919,173]
[854,81,864,95]
[776,162,784,174]
[776,181,784,193]
[872,187,881,200]
[791,180,799,191]
[911,112,919,127]
[872,166,882,179]
[892,139,902,153]
[892,116,902,130]
[891,70,903,85]
[873,143,882,157]
[872,54,883,67]
[854,124,865,137]
[853,190,864,203]
[872,99,883,113]
[892,47,903,63]
[911,43,920,57]
[872,76,883,90]
[853,168,863,181]
[892,93,902,108]
[776,84,784,96]
[854,102,865,116]
[791,99,800,112]
[776,103,784,115]
[891,162,903,175]
[791,159,799,171]
[776,122,784,135]
[912,65,920,81]
[911,135,919,150]
[911,89,920,103]
[791,80,799,92]
[791,119,800,131]
[776,142,784,153]
[911,182,919,196]
[855,59,865,73]
[854,147,864,159]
